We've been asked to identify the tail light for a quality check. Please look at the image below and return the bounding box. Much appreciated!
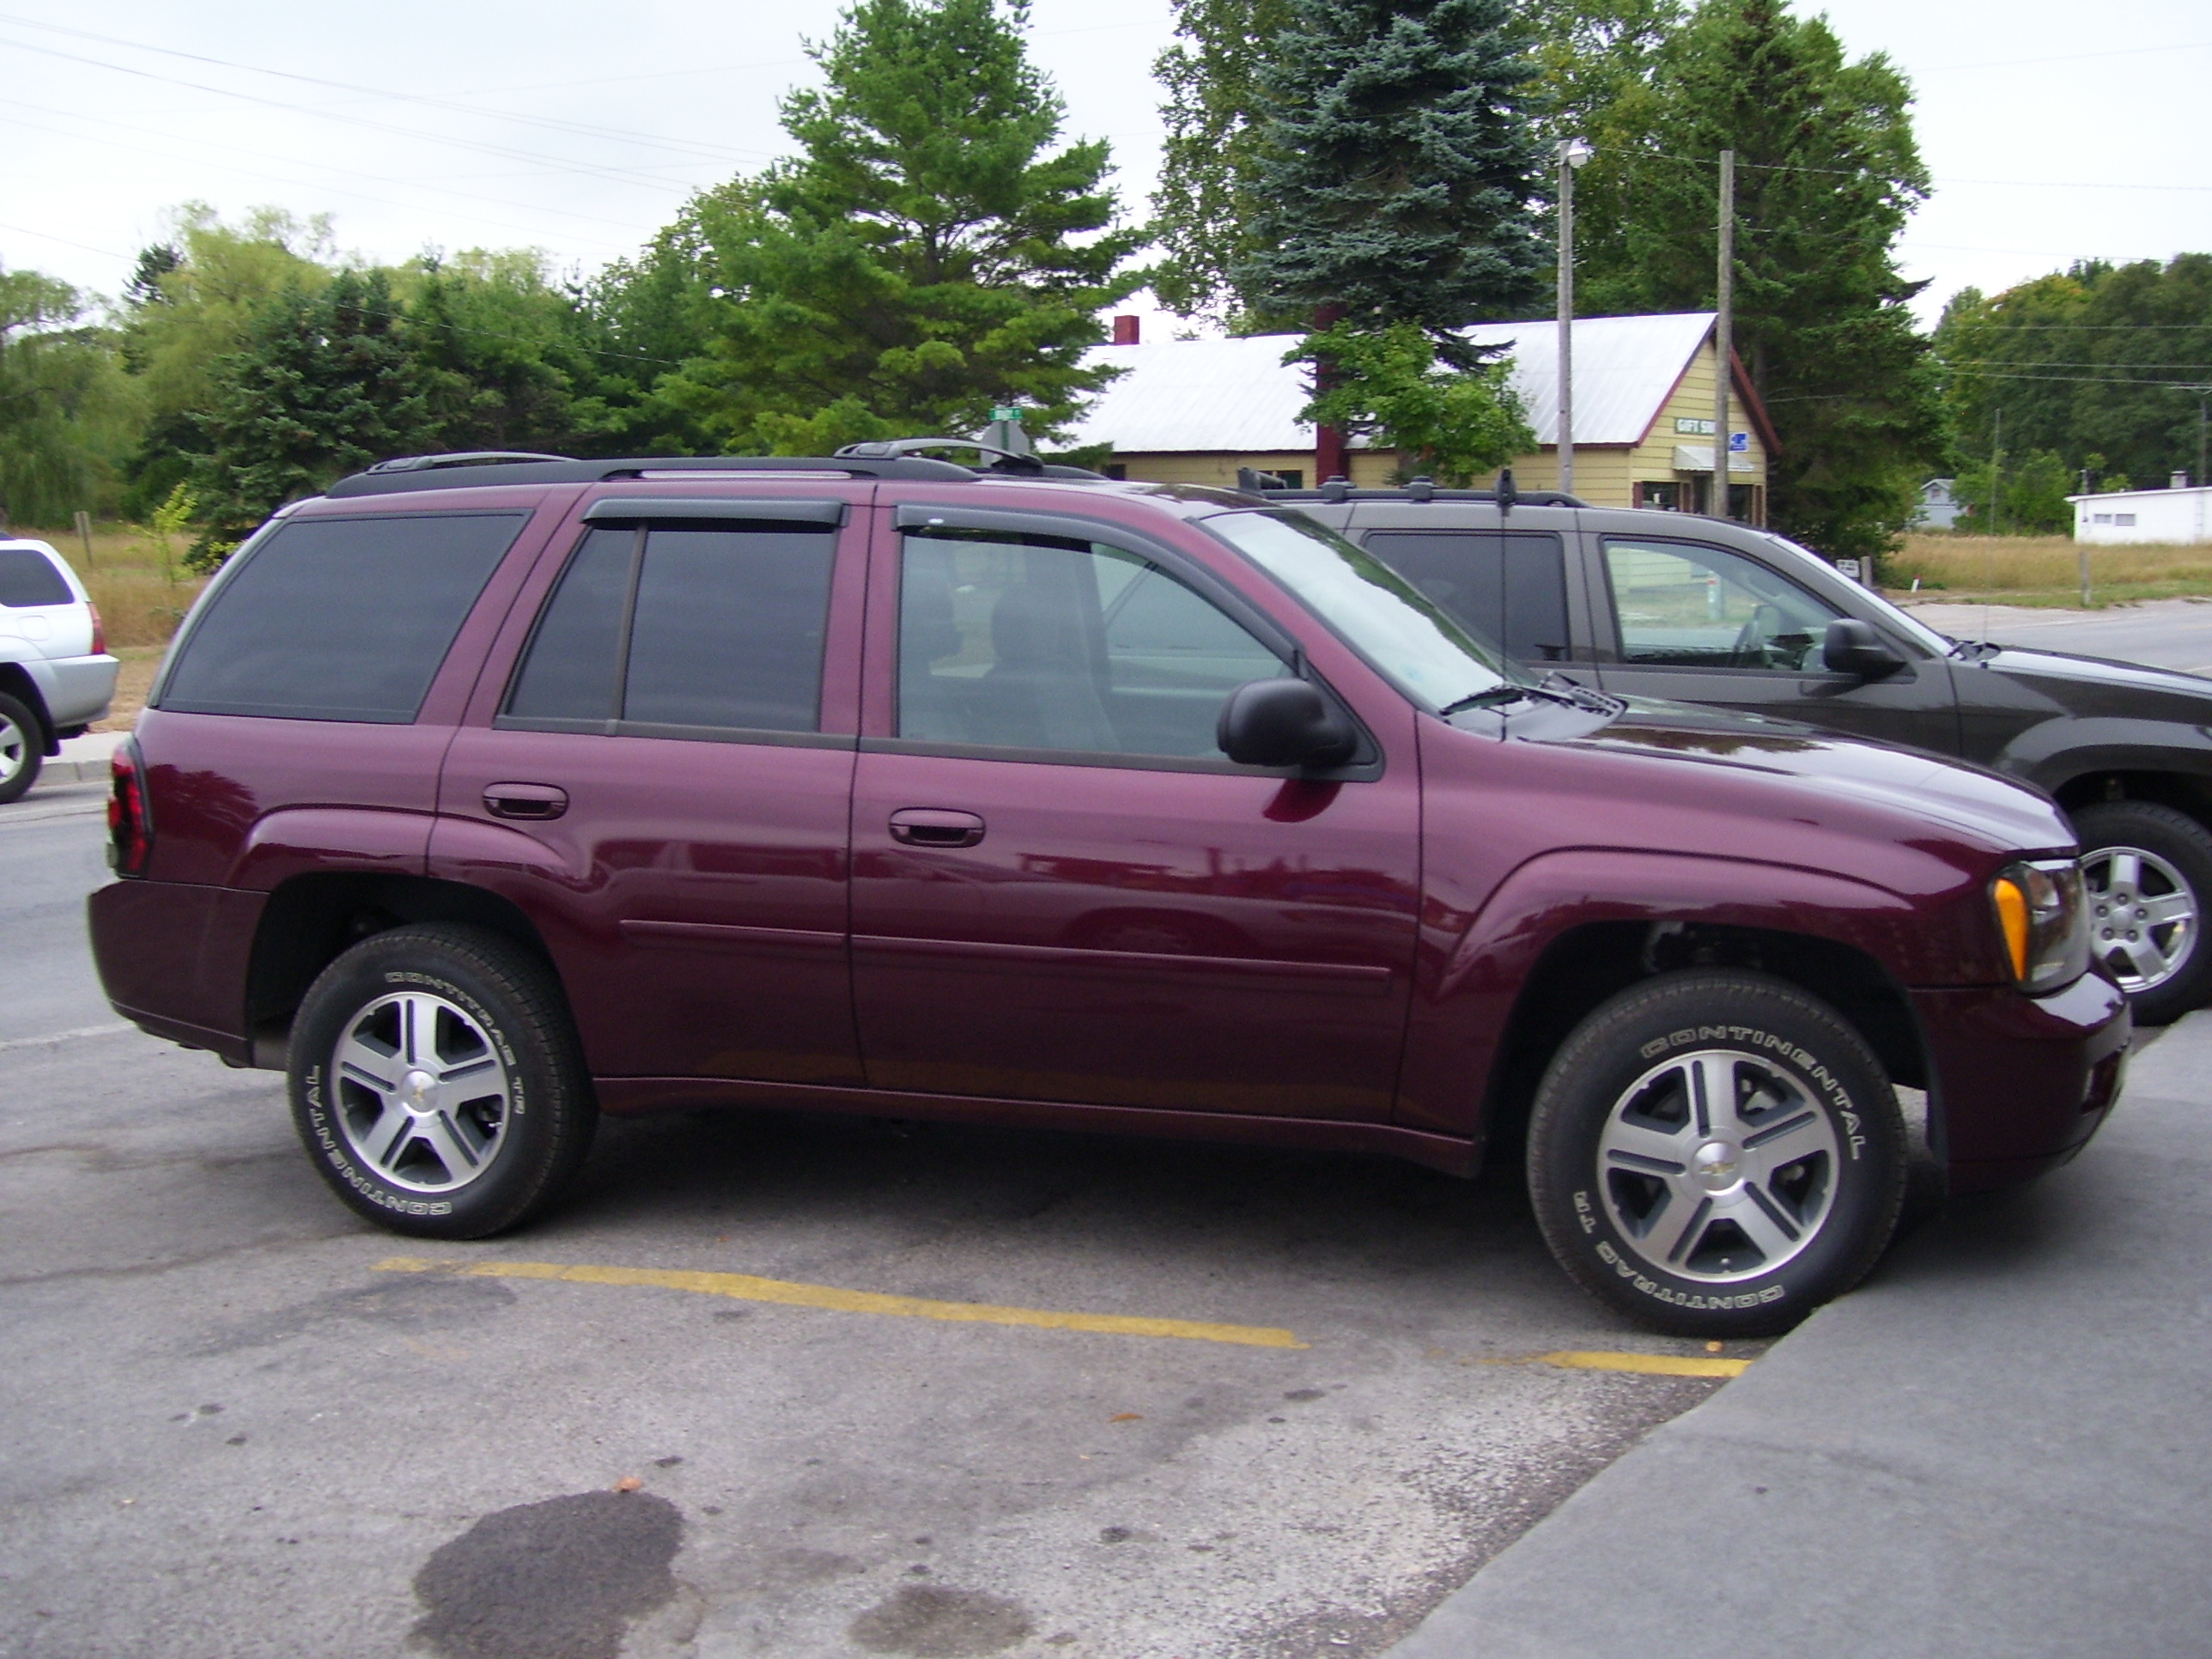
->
[108,742,152,876]
[88,601,106,657]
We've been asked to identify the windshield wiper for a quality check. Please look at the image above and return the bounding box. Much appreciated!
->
[1439,674,1623,720]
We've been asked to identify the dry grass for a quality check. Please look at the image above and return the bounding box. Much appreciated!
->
[14,520,209,648]
[1887,533,2212,608]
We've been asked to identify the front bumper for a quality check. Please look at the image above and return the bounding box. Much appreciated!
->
[1915,971,2131,1194]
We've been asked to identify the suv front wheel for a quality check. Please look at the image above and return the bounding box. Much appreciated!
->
[1527,971,1908,1339]
[2073,799,2212,1024]
[289,924,597,1238]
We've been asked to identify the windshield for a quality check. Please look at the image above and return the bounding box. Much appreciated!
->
[1200,510,1525,711]
[1755,531,1951,657]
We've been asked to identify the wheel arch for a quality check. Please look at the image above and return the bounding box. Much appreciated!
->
[0,661,57,750]
[246,872,560,1063]
[1479,919,1933,1164]
[2051,766,2212,830]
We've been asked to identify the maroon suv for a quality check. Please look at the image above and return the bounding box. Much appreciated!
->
[88,451,2129,1335]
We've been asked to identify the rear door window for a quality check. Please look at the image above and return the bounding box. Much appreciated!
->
[503,520,837,735]
[1360,531,1571,663]
[159,514,526,721]
[0,549,73,608]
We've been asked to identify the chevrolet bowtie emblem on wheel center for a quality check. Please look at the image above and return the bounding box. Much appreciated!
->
[1692,1140,1742,1190]
[402,1070,439,1112]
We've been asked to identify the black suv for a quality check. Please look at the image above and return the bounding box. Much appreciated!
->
[1282,484,2212,1022]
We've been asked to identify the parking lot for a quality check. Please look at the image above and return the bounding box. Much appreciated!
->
[1,779,1743,1659]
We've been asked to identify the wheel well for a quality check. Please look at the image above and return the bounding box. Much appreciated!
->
[246,874,556,1036]
[2052,769,2212,829]
[0,663,54,747]
[1480,921,1929,1158]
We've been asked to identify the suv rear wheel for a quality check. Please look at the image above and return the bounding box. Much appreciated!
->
[1527,970,1907,1339]
[0,691,43,805]
[2073,799,2212,1024]
[289,923,596,1238]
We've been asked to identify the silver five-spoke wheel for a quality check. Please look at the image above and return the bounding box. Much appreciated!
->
[1596,1048,1841,1283]
[2081,844,2197,995]
[331,990,513,1194]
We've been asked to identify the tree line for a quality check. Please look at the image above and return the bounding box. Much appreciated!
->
[3,0,2206,566]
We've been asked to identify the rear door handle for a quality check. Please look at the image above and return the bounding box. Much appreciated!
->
[889,808,986,848]
[483,782,569,821]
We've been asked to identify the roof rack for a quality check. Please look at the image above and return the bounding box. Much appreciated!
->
[1252,484,1590,508]
[325,451,981,497]
[836,437,1105,480]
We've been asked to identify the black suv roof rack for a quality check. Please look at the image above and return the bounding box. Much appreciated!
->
[1237,466,1585,510]
[326,451,986,498]
[836,437,1104,480]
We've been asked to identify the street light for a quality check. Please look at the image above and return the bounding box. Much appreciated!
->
[1556,137,1594,495]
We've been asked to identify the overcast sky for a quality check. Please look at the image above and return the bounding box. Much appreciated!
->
[3,0,2206,331]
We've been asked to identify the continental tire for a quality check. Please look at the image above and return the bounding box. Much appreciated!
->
[2074,799,2212,1025]
[1527,970,1907,1340]
[288,923,596,1239]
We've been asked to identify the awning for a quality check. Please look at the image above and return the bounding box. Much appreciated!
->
[1674,444,1757,475]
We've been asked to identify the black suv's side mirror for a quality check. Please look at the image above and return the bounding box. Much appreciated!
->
[1823,617,1906,680]
[1218,678,1358,769]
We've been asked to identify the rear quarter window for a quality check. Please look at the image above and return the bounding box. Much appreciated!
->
[0,549,74,608]
[158,513,526,722]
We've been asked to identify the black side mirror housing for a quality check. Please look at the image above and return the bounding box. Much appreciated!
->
[1823,617,1906,680]
[1218,678,1358,769]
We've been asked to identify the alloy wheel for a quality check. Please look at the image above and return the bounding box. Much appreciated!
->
[331,991,514,1194]
[1595,1048,1842,1283]
[2081,843,2197,994]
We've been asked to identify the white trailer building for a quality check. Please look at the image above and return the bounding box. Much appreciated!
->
[2070,484,2212,545]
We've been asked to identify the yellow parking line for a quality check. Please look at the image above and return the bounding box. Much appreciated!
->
[374,1256,1307,1349]
[1538,1349,1752,1377]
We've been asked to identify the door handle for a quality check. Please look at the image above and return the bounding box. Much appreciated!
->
[483,782,569,821]
[889,808,986,848]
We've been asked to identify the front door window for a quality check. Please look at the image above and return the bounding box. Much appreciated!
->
[1603,538,1840,673]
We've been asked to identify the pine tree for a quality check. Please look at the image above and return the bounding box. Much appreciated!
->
[1237,0,1550,358]
[1149,0,1294,325]
[195,269,432,551]
[663,0,1142,454]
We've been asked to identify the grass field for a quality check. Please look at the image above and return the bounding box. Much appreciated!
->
[1886,534,2212,608]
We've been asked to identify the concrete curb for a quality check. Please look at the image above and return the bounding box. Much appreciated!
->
[46,729,125,785]
[1382,1010,2212,1658]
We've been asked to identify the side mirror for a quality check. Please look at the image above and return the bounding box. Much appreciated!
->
[1823,617,1906,680]
[1218,678,1358,769]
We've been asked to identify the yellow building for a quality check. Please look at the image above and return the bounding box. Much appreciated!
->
[1066,312,1778,524]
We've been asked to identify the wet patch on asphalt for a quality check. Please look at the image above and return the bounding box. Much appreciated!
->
[848,1583,1036,1657]
[410,1489,683,1659]
[185,1273,518,1356]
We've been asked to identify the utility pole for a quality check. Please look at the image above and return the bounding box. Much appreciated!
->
[1712,149,1735,520]
[1555,137,1592,495]
[1990,407,2002,535]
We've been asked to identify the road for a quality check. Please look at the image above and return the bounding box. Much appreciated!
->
[1901,596,2212,674]
[0,782,1741,1659]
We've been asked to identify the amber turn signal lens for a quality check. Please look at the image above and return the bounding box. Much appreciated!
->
[1993,877,2031,981]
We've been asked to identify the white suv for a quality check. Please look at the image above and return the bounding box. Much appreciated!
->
[0,538,119,802]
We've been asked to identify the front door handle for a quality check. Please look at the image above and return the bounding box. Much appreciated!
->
[483,782,569,821]
[889,808,986,848]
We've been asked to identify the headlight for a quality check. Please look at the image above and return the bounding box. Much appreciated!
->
[1992,860,2090,993]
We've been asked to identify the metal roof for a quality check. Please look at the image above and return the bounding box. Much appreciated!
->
[1063,312,1721,453]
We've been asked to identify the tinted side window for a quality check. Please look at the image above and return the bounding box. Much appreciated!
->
[0,550,72,608]
[898,532,1285,758]
[161,514,525,722]
[505,523,836,734]
[1602,538,1841,672]
[1362,531,1571,663]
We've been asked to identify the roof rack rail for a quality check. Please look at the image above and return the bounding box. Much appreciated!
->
[363,450,574,474]
[837,437,1105,480]
[325,452,981,498]
[1252,484,1590,508]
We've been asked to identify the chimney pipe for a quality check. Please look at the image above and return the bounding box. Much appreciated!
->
[1112,314,1140,346]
